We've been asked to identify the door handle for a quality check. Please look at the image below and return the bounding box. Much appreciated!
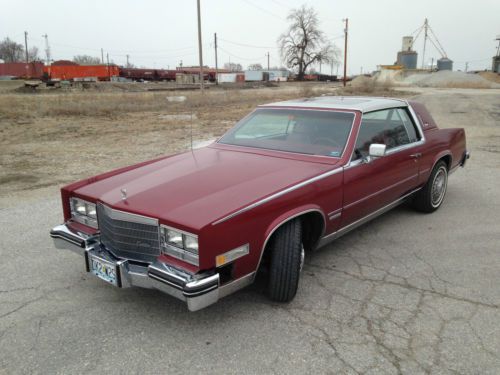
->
[410,153,422,159]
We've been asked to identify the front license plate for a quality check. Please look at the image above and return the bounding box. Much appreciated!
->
[90,256,118,286]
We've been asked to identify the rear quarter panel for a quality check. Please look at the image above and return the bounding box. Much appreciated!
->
[410,101,466,183]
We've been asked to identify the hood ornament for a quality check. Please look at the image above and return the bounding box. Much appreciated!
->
[120,188,127,201]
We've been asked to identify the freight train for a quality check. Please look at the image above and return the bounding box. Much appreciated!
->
[0,61,184,82]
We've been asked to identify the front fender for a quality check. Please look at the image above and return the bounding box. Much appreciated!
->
[255,205,326,271]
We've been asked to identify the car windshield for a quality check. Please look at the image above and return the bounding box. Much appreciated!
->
[218,108,354,157]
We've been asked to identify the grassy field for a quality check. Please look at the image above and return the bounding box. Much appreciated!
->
[0,81,408,199]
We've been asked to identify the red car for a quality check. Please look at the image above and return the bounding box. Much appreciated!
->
[50,96,469,311]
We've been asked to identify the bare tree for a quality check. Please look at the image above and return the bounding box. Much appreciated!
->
[223,62,242,72]
[248,63,263,71]
[73,55,102,65]
[0,37,24,62]
[278,5,337,80]
[28,46,40,61]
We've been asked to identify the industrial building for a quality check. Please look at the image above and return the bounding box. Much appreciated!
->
[394,20,453,71]
[397,36,418,69]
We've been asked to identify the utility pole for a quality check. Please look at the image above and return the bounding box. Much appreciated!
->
[343,18,348,87]
[266,52,270,70]
[465,62,469,72]
[214,33,219,85]
[42,34,51,65]
[421,18,428,69]
[106,53,110,81]
[126,54,129,68]
[101,48,104,64]
[196,0,204,92]
[24,31,29,63]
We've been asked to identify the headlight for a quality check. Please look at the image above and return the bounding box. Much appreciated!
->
[70,197,98,228]
[184,235,199,253]
[160,226,199,265]
[165,229,183,248]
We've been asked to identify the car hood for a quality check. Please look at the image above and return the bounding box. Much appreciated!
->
[74,146,339,230]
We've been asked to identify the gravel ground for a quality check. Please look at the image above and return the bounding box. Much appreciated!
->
[0,88,499,374]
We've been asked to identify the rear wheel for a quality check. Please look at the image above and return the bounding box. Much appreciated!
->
[413,160,448,213]
[268,219,303,302]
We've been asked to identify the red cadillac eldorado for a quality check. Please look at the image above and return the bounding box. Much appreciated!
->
[50,96,469,311]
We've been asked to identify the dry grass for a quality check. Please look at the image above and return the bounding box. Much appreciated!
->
[0,83,344,197]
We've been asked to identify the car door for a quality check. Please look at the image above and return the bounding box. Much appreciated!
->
[341,108,422,227]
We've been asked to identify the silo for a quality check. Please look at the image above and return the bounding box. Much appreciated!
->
[437,58,453,71]
[402,36,414,52]
[397,51,418,69]
[492,56,500,73]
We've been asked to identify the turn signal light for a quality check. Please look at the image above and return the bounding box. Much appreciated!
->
[215,244,249,267]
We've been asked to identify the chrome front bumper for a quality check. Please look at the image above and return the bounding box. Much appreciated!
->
[50,224,220,311]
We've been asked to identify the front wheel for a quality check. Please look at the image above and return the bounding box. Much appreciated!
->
[413,160,448,213]
[268,219,303,302]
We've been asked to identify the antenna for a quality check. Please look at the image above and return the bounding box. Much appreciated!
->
[190,112,193,152]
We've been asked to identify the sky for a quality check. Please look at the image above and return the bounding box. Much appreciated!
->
[1,0,499,74]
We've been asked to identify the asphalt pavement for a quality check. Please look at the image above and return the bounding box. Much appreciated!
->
[1,89,499,374]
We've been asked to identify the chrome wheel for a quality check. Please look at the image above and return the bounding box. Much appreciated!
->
[299,245,305,272]
[431,166,447,208]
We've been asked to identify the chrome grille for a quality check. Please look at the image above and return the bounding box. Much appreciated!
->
[97,203,160,262]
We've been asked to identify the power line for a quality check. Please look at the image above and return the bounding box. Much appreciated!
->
[241,0,285,21]
[218,37,278,49]
[218,46,265,62]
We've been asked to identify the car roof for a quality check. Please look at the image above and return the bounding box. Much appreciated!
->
[259,96,408,113]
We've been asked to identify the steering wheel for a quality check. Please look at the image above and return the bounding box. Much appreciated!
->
[312,137,341,148]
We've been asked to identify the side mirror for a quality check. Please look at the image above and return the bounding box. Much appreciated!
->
[368,143,387,158]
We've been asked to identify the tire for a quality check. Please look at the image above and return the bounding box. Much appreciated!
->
[413,160,448,213]
[268,219,304,302]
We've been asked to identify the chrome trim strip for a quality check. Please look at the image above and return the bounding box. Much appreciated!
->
[218,272,256,299]
[212,168,342,225]
[385,140,425,155]
[254,208,326,274]
[97,203,158,226]
[327,208,342,217]
[420,167,431,175]
[328,212,341,221]
[344,173,418,210]
[160,224,198,239]
[317,188,421,248]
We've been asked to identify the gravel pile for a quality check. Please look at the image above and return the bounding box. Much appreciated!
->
[403,71,499,88]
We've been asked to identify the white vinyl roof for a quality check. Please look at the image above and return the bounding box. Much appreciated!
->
[260,96,408,113]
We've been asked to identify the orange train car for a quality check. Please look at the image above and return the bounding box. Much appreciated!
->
[43,65,120,81]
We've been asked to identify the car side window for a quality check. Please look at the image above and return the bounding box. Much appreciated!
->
[396,108,420,142]
[353,108,415,160]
